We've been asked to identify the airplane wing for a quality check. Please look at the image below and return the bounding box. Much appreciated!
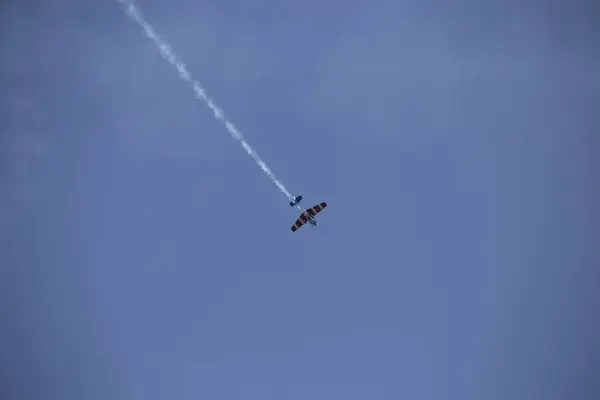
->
[291,213,309,232]
[306,202,327,216]
[290,202,328,232]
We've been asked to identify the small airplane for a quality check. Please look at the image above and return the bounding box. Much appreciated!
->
[289,194,328,232]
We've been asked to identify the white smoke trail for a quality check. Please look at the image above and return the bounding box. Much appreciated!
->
[117,0,293,200]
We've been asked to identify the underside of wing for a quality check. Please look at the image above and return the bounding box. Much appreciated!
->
[306,202,327,217]
[291,214,307,232]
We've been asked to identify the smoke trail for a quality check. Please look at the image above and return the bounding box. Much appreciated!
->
[117,0,293,200]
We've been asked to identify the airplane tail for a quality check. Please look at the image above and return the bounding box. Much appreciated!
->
[289,194,303,207]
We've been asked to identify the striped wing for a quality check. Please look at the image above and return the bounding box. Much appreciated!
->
[291,213,309,232]
[306,202,327,216]
[290,202,328,232]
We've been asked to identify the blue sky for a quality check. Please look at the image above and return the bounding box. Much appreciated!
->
[1,0,598,398]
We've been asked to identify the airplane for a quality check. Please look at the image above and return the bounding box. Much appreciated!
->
[289,194,328,232]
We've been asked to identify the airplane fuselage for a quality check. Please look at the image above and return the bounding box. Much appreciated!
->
[297,205,318,227]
